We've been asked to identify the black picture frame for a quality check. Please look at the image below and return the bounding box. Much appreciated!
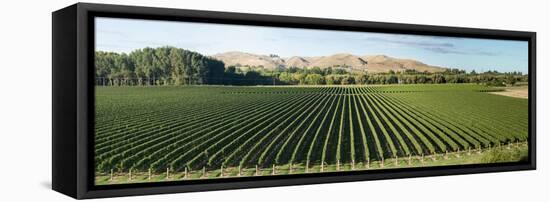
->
[52,2,536,199]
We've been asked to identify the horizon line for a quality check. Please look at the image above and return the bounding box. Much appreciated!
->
[95,47,527,74]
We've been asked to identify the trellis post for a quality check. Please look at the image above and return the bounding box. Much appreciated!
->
[289,163,293,174]
[184,167,188,179]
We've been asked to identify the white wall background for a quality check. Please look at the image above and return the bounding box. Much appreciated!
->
[0,0,547,201]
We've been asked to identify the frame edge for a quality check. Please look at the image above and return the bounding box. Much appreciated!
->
[52,3,78,199]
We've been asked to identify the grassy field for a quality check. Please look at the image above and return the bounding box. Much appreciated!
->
[94,84,528,185]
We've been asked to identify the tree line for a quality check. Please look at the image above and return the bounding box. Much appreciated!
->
[96,47,225,85]
[274,68,526,86]
[96,47,276,86]
[96,47,527,86]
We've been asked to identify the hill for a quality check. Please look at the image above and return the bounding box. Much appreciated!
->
[212,51,285,70]
[361,55,444,73]
[212,51,446,73]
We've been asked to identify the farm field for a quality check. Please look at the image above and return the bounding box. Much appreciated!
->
[489,85,529,99]
[94,84,528,185]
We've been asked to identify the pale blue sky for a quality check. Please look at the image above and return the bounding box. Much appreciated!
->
[95,17,528,73]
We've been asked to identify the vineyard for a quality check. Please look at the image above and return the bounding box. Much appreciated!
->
[95,84,528,184]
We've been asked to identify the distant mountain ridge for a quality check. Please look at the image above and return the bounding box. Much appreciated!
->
[212,51,446,73]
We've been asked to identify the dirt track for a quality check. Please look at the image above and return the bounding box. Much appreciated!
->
[489,86,528,99]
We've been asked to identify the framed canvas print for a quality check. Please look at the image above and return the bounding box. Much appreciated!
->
[52,3,536,199]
